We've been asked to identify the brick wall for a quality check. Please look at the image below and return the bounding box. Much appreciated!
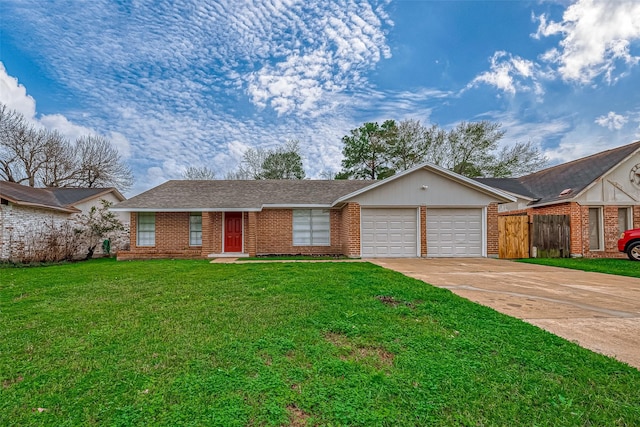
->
[246,211,257,257]
[577,205,629,259]
[420,206,427,257]
[497,201,635,258]
[486,203,499,257]
[201,212,222,255]
[0,204,70,260]
[255,208,344,256]
[2,201,130,262]
[340,203,361,257]
[119,212,202,260]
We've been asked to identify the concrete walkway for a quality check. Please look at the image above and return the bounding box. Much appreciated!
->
[370,258,640,370]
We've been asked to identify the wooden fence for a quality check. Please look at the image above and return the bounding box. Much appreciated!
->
[498,215,530,259]
[531,215,571,258]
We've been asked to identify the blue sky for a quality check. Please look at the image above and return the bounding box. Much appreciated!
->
[1,0,639,196]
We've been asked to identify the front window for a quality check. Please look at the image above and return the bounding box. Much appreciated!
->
[190,213,202,246]
[137,212,155,246]
[293,209,330,246]
[588,208,602,251]
[618,208,631,233]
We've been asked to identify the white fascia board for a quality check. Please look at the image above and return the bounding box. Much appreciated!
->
[332,162,516,205]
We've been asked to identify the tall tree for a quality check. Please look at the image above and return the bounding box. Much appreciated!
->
[490,140,548,177]
[257,140,305,179]
[440,121,505,177]
[228,140,305,180]
[338,121,395,180]
[0,104,133,190]
[338,119,547,179]
[226,147,268,179]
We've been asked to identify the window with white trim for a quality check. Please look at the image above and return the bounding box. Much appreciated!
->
[293,209,330,246]
[618,207,631,233]
[190,213,202,246]
[588,207,602,251]
[137,212,155,246]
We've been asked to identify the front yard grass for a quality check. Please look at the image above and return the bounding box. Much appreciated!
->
[518,257,640,278]
[1,259,639,426]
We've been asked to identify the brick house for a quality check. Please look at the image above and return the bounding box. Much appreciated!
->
[477,140,640,258]
[0,181,128,261]
[111,163,514,260]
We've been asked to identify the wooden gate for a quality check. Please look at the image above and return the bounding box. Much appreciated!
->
[498,215,530,258]
[532,215,571,258]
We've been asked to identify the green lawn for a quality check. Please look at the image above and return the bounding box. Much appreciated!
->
[518,257,640,278]
[1,259,639,426]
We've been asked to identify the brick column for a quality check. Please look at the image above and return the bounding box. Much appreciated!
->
[486,203,499,257]
[201,212,213,256]
[570,202,584,257]
[420,206,427,257]
[247,211,257,257]
[130,212,137,247]
[341,203,361,258]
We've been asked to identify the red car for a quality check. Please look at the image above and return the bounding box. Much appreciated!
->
[618,228,640,261]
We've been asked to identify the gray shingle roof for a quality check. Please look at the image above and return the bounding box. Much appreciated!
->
[0,181,122,212]
[476,140,640,206]
[473,178,538,199]
[520,140,640,205]
[113,180,375,211]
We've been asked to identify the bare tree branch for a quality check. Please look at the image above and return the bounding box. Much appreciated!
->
[183,166,216,180]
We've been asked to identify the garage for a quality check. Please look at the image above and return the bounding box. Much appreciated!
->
[427,208,483,257]
[361,208,418,257]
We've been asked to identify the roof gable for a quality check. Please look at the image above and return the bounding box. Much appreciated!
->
[335,162,516,205]
[519,140,640,205]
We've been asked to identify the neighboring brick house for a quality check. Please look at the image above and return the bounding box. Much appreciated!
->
[111,163,514,260]
[476,140,640,258]
[0,181,128,261]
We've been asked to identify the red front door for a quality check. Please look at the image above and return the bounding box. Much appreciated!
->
[224,212,243,252]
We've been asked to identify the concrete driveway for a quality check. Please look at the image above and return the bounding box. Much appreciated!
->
[370,258,640,370]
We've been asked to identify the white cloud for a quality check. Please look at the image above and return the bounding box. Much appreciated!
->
[534,0,640,83]
[39,113,95,142]
[243,2,392,116]
[108,131,132,159]
[0,63,36,119]
[594,111,628,130]
[0,61,134,160]
[469,51,546,96]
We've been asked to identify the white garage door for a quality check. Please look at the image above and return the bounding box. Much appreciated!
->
[361,208,418,258]
[427,208,483,257]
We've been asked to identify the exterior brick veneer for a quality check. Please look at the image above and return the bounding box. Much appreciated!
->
[255,208,344,256]
[420,206,427,257]
[117,200,510,260]
[340,203,360,257]
[486,203,499,257]
[118,206,358,259]
[2,200,129,262]
[496,202,639,258]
